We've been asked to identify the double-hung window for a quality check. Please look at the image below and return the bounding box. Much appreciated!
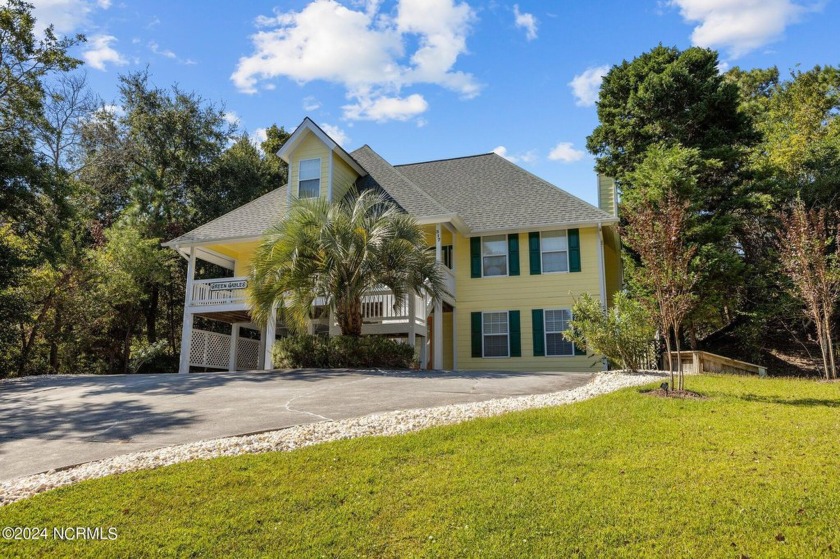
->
[544,309,574,356]
[541,230,568,273]
[482,235,508,277]
[298,158,321,198]
[483,311,509,357]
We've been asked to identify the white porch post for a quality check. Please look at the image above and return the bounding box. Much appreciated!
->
[263,306,277,370]
[257,329,266,369]
[178,246,197,374]
[228,323,240,372]
[407,292,416,361]
[433,224,444,369]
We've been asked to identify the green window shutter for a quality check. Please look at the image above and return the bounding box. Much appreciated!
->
[508,233,520,276]
[568,228,581,272]
[509,310,521,357]
[471,312,482,357]
[531,309,544,357]
[528,232,541,275]
[470,237,481,278]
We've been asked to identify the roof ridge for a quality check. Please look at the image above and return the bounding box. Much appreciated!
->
[352,145,452,215]
[394,152,496,167]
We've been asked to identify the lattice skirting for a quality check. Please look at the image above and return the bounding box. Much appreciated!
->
[190,329,259,370]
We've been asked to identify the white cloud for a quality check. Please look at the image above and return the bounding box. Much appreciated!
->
[250,127,268,148]
[321,123,350,146]
[232,0,479,122]
[670,0,814,58]
[30,0,105,34]
[343,93,428,122]
[513,4,538,40]
[303,96,322,111]
[149,41,196,65]
[223,111,241,127]
[493,145,537,164]
[149,41,176,59]
[548,142,585,163]
[569,65,609,107]
[83,35,127,71]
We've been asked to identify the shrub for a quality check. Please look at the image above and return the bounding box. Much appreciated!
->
[564,292,657,372]
[272,335,415,369]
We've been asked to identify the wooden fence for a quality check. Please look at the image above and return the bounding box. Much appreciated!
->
[666,350,767,377]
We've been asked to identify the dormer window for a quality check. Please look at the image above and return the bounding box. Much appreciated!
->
[299,158,321,198]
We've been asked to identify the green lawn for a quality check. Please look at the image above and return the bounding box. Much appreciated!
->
[2,375,840,558]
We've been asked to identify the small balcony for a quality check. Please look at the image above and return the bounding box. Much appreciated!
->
[190,277,250,311]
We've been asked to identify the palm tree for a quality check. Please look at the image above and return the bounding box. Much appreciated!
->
[247,189,449,336]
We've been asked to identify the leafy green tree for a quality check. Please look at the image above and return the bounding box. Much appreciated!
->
[248,190,448,337]
[88,222,174,373]
[260,123,290,186]
[194,133,281,219]
[564,292,656,372]
[587,45,758,347]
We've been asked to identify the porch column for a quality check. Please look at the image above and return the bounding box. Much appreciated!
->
[257,329,266,369]
[328,309,341,337]
[178,246,197,374]
[451,307,457,370]
[263,305,277,370]
[433,224,444,369]
[228,323,240,372]
[407,292,417,362]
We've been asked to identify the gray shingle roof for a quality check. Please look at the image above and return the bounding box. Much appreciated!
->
[163,186,287,245]
[165,146,615,247]
[395,153,616,232]
[350,145,451,218]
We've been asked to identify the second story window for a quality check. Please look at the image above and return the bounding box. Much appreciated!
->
[298,158,321,198]
[541,230,569,273]
[482,235,508,277]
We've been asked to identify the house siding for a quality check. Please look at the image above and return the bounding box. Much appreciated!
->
[332,152,359,201]
[289,132,330,199]
[453,227,603,372]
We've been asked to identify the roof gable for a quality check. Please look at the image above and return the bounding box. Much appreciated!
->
[278,117,366,177]
[350,145,451,219]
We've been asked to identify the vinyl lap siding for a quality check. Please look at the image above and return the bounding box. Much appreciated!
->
[289,132,330,199]
[454,227,604,372]
[331,153,359,201]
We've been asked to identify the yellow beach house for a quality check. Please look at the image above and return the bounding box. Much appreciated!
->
[164,118,621,374]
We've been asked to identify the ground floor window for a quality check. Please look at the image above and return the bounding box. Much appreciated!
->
[483,311,509,357]
[545,309,574,356]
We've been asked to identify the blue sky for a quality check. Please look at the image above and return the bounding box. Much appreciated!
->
[32,0,840,205]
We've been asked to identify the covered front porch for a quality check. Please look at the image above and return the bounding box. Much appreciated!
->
[175,222,458,373]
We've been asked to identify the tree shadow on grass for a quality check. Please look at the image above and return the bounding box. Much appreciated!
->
[739,394,840,408]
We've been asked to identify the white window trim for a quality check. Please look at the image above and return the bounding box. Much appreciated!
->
[298,158,321,198]
[482,310,510,358]
[540,230,570,274]
[481,235,509,278]
[544,308,575,357]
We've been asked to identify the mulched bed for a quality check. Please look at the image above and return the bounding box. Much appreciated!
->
[642,388,707,400]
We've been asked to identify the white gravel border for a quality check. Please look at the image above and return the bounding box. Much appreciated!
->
[0,371,665,507]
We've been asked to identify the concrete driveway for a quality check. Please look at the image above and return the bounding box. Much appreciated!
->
[0,369,592,481]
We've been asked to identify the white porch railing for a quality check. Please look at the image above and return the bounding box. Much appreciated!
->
[441,265,455,300]
[191,277,249,307]
[360,288,428,325]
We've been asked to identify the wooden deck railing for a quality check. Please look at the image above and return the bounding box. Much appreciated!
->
[667,351,767,377]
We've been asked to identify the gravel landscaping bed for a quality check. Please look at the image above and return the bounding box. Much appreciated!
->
[0,371,665,507]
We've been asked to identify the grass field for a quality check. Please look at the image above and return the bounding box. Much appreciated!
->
[1,374,839,558]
